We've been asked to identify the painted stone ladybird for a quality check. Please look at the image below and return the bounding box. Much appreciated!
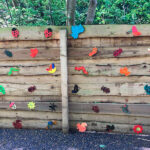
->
[12,28,19,38]
[44,28,52,38]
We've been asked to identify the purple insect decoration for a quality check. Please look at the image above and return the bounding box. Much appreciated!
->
[113,48,123,57]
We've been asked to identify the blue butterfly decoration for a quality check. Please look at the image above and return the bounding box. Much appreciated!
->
[70,24,85,39]
[144,85,150,95]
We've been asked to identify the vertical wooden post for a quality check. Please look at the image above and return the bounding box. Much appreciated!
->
[60,30,69,133]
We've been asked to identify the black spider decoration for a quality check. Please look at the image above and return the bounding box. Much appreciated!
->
[101,86,110,93]
[106,125,115,132]
[49,103,57,111]
[72,84,79,93]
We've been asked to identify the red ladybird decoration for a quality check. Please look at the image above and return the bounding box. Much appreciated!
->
[13,120,22,129]
[12,28,19,38]
[44,28,52,38]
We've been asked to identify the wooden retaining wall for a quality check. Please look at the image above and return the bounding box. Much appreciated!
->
[0,25,150,134]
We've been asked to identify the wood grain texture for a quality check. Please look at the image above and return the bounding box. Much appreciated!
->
[68,46,150,59]
[0,40,60,49]
[0,25,150,41]
[0,61,60,76]
[69,95,150,104]
[0,95,61,102]
[0,83,60,96]
[0,48,60,60]
[68,36,150,48]
[0,118,149,134]
[0,102,150,116]
[68,57,150,76]
[0,110,149,126]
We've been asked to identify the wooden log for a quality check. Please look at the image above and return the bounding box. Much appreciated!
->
[0,110,61,120]
[0,40,60,49]
[0,26,62,40]
[68,36,150,48]
[0,118,61,129]
[68,46,150,59]
[69,83,149,96]
[0,110,150,126]
[0,83,60,96]
[70,95,150,104]
[60,30,69,133]
[0,60,60,76]
[68,57,150,76]
[0,25,150,41]
[0,48,60,60]
[0,118,149,134]
[0,102,150,116]
[0,95,61,102]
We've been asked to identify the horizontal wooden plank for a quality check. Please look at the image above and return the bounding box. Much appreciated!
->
[0,48,60,60]
[76,24,150,38]
[0,61,60,76]
[0,83,60,96]
[0,118,61,129]
[0,110,61,120]
[0,40,60,49]
[0,76,60,84]
[70,113,150,125]
[70,95,150,104]
[68,46,150,59]
[68,36,150,48]
[0,95,61,102]
[0,102,150,116]
[0,118,149,134]
[68,57,150,76]
[69,83,150,96]
[0,25,150,41]
[0,26,61,40]
[0,110,150,126]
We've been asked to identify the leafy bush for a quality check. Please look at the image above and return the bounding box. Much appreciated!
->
[0,0,149,27]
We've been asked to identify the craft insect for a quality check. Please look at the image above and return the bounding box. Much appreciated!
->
[101,86,110,93]
[75,66,88,75]
[46,121,57,129]
[49,103,57,111]
[9,102,16,109]
[11,28,19,38]
[121,104,130,114]
[144,84,150,95]
[72,85,79,93]
[89,47,98,57]
[70,24,84,39]
[132,26,141,36]
[13,120,22,129]
[77,122,87,132]
[120,67,130,76]
[30,48,38,57]
[28,86,36,92]
[8,67,19,76]
[106,125,115,132]
[0,85,6,95]
[92,106,99,113]
[4,50,13,57]
[46,63,56,74]
[113,48,123,57]
[44,28,52,38]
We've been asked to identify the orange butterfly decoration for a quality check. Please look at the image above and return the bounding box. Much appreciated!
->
[89,47,98,57]
[77,122,87,132]
[120,67,130,76]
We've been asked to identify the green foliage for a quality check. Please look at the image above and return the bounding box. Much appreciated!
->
[0,0,149,27]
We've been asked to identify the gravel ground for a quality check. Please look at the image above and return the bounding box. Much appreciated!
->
[0,129,150,150]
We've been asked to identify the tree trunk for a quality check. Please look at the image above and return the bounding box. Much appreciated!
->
[85,0,97,25]
[66,0,76,26]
